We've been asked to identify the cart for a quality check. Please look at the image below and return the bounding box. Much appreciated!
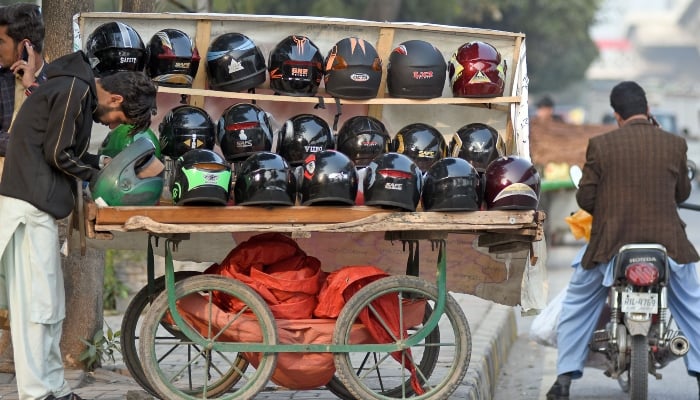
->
[76,11,542,400]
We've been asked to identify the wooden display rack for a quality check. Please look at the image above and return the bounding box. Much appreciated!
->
[77,12,542,308]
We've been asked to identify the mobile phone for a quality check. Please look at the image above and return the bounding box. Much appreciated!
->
[21,47,28,62]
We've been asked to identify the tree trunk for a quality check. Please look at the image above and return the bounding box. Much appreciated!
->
[122,0,157,13]
[363,0,401,21]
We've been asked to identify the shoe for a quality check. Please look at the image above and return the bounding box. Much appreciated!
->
[45,393,84,400]
[546,374,571,400]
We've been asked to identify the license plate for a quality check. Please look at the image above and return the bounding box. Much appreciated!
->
[621,292,658,313]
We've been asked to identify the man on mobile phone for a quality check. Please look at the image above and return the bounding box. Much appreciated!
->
[0,3,47,173]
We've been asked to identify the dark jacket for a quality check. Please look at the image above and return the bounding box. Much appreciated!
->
[577,118,699,269]
[0,51,100,219]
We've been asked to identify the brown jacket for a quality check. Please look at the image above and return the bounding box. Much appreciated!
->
[577,118,699,269]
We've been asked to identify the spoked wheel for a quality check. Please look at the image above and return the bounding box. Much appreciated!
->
[332,275,471,399]
[139,275,278,399]
[629,335,649,399]
[121,271,249,398]
[326,302,441,399]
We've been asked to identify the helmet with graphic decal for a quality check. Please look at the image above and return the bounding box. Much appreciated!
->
[448,41,506,97]
[484,156,540,210]
[300,150,358,206]
[158,105,215,159]
[277,114,334,166]
[171,149,232,206]
[85,21,146,76]
[268,35,324,96]
[324,37,382,99]
[216,103,273,162]
[147,28,200,88]
[391,122,447,172]
[387,39,446,99]
[422,157,482,211]
[206,33,266,92]
[234,152,297,206]
[98,124,162,160]
[363,152,422,211]
[450,122,501,172]
[336,115,390,168]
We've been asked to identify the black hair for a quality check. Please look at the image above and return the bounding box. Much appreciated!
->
[99,71,157,134]
[0,3,44,53]
[609,81,648,120]
[537,95,554,108]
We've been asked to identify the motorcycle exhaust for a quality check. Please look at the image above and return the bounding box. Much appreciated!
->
[669,334,690,357]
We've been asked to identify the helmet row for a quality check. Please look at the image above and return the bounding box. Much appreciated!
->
[156,103,504,175]
[84,21,506,99]
[167,148,540,212]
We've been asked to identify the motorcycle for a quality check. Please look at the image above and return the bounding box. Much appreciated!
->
[568,166,691,399]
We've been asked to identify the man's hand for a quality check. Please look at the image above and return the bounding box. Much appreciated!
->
[11,41,38,88]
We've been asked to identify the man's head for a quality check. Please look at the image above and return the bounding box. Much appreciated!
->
[94,71,157,134]
[610,81,648,120]
[0,3,44,69]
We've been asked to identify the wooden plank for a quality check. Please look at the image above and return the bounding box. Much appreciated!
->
[190,19,212,108]
[368,26,395,120]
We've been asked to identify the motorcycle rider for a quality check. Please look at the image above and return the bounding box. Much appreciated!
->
[547,81,700,399]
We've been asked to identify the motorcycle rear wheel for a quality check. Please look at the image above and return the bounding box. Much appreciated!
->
[629,335,649,399]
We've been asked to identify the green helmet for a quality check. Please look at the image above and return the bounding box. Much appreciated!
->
[98,124,162,159]
[90,137,164,206]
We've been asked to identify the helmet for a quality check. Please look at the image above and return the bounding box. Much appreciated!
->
[171,149,232,206]
[206,33,266,92]
[159,105,216,159]
[300,150,358,206]
[147,28,200,88]
[85,21,146,76]
[484,156,540,210]
[277,114,334,166]
[450,123,501,172]
[391,123,447,172]
[324,37,382,99]
[268,35,324,96]
[448,41,507,98]
[336,116,390,167]
[98,124,162,160]
[364,152,422,211]
[217,103,273,162]
[422,157,482,211]
[387,40,446,99]
[90,137,164,206]
[234,152,296,206]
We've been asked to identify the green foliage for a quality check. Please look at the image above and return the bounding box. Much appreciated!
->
[103,249,130,311]
[79,321,121,371]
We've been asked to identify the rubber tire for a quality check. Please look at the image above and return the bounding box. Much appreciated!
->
[326,302,441,399]
[121,271,249,398]
[139,275,278,400]
[333,275,471,399]
[629,335,649,400]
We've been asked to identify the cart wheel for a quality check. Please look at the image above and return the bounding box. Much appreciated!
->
[326,301,440,399]
[139,275,277,399]
[333,275,470,399]
[121,271,249,397]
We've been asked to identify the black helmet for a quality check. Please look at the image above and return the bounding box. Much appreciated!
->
[300,150,358,206]
[337,116,390,168]
[387,40,446,99]
[450,123,501,172]
[234,152,296,206]
[206,33,266,92]
[159,105,216,159]
[364,152,422,211]
[85,21,146,76]
[90,138,164,206]
[171,149,232,206]
[422,157,482,211]
[484,156,540,210]
[277,114,334,166]
[217,103,273,162]
[147,28,200,88]
[324,37,382,99]
[268,35,324,96]
[391,122,447,172]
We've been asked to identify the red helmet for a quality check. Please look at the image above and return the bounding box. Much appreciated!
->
[484,156,540,210]
[448,41,506,98]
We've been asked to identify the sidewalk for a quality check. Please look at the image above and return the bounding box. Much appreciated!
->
[0,293,517,399]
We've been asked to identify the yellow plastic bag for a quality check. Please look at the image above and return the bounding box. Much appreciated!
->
[565,209,593,242]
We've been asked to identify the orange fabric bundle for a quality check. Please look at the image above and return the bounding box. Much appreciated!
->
[565,209,593,241]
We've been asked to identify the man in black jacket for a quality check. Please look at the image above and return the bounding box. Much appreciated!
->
[0,50,156,400]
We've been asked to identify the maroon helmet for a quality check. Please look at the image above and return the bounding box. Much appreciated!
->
[448,41,506,98]
[484,156,540,210]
